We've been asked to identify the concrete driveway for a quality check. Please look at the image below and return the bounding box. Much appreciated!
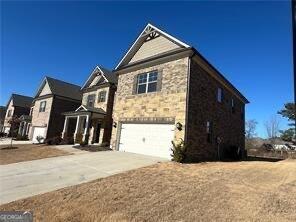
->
[0,151,167,204]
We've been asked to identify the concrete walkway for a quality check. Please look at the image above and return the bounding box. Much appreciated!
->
[0,151,167,204]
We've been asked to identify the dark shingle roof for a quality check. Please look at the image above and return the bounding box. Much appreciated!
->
[98,66,117,84]
[9,94,33,108]
[43,76,82,101]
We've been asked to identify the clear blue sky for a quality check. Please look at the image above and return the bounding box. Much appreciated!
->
[1,1,293,137]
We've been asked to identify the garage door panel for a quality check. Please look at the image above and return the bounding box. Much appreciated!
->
[119,123,174,159]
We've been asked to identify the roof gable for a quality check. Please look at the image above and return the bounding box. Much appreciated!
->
[39,81,52,97]
[81,66,116,89]
[7,94,33,108]
[115,23,190,69]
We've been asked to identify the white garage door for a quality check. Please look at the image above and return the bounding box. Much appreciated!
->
[119,123,175,159]
[32,127,46,143]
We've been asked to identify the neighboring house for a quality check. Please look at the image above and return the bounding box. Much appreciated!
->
[110,23,249,161]
[62,66,117,144]
[3,94,33,135]
[0,106,7,133]
[29,76,82,143]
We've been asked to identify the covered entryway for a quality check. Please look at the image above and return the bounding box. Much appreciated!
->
[118,123,175,159]
[32,127,46,143]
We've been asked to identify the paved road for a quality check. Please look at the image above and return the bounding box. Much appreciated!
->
[0,151,166,204]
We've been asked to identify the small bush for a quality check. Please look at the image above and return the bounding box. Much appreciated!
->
[59,136,74,145]
[45,136,62,145]
[75,133,83,144]
[15,135,29,141]
[171,139,187,163]
[80,141,88,147]
[36,136,44,144]
[0,132,7,137]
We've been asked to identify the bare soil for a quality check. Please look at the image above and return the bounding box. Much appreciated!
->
[1,160,296,221]
[0,144,70,165]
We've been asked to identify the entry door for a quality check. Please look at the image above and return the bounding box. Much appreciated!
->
[119,123,175,159]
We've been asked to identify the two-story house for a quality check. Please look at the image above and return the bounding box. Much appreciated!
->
[110,23,249,161]
[62,66,117,144]
[3,94,33,135]
[0,106,7,133]
[29,76,82,143]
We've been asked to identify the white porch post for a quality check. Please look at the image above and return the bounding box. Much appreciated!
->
[22,122,27,136]
[62,116,69,139]
[73,116,81,143]
[18,122,23,135]
[83,115,90,143]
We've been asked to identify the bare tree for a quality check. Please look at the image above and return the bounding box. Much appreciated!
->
[264,116,280,140]
[245,119,258,139]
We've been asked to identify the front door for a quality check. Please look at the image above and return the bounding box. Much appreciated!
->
[95,123,101,143]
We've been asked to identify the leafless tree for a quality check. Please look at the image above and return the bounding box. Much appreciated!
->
[264,116,280,140]
[245,119,258,139]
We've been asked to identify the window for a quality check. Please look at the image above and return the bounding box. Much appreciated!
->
[98,91,107,103]
[87,94,96,107]
[39,101,46,112]
[206,121,213,143]
[217,88,223,103]
[231,98,235,113]
[137,71,158,94]
[7,110,12,117]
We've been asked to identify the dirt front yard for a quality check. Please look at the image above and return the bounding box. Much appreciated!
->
[1,160,296,221]
[0,144,70,165]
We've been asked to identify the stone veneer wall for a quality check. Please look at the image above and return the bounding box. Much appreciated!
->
[186,59,245,162]
[110,57,189,149]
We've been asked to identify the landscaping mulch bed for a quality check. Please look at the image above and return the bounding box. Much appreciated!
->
[0,144,70,165]
[72,145,111,152]
[1,160,295,221]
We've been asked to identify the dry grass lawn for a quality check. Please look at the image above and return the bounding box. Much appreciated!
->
[0,144,70,165]
[1,160,296,221]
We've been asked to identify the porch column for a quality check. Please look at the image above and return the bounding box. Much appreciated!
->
[22,122,27,136]
[83,115,90,143]
[18,122,23,135]
[61,116,69,139]
[73,116,81,143]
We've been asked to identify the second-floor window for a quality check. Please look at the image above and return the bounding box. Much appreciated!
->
[217,88,223,103]
[7,110,12,117]
[98,91,107,103]
[137,71,158,94]
[87,94,96,107]
[39,101,46,112]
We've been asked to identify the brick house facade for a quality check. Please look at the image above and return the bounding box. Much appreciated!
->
[110,24,248,161]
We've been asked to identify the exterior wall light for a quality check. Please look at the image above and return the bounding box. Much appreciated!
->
[176,122,182,131]
[113,122,117,128]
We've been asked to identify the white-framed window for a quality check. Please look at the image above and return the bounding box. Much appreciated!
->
[87,94,96,107]
[39,101,46,112]
[217,88,223,103]
[137,71,158,94]
[98,91,107,103]
[7,110,12,117]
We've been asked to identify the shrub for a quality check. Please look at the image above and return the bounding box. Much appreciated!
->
[80,141,88,147]
[171,139,187,163]
[0,132,6,137]
[222,145,241,161]
[15,135,28,141]
[59,136,74,145]
[45,136,62,145]
[75,133,83,144]
[36,136,44,144]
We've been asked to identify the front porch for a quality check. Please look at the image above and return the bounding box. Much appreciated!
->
[62,106,109,145]
[18,115,31,137]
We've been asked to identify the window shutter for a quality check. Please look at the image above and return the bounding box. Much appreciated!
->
[156,70,163,92]
[132,75,138,95]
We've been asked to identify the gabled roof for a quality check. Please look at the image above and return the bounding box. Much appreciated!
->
[81,66,117,89]
[115,23,190,70]
[63,105,106,116]
[7,94,33,108]
[35,76,82,101]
